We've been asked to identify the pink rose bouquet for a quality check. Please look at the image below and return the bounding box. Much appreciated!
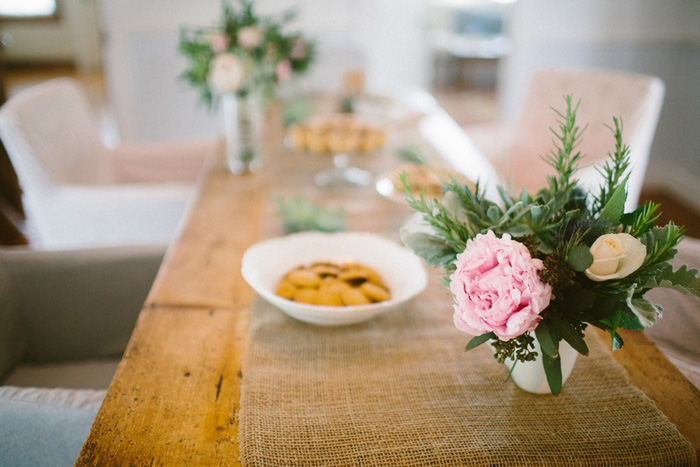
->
[180,0,315,106]
[402,96,700,394]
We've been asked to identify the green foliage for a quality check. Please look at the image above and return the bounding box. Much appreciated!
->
[400,231,457,269]
[397,146,426,165]
[625,285,663,327]
[338,96,355,113]
[490,333,537,364]
[619,309,644,331]
[638,223,686,270]
[567,245,593,271]
[548,315,589,356]
[465,332,496,351]
[592,117,631,214]
[401,173,474,253]
[534,321,558,356]
[612,333,624,350]
[274,196,346,234]
[597,182,628,225]
[559,215,614,248]
[541,351,563,395]
[282,98,313,126]
[621,201,661,237]
[637,263,700,298]
[542,95,585,194]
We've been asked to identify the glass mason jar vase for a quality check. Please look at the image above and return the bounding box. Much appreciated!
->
[221,92,263,175]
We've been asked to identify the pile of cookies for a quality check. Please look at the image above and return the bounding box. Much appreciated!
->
[393,163,445,199]
[276,261,391,306]
[286,115,387,154]
[392,163,476,200]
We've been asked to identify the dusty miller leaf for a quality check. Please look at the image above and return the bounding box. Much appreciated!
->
[625,285,663,327]
[401,231,458,269]
[638,263,700,299]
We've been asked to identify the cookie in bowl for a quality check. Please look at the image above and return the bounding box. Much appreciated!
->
[276,261,391,306]
[241,232,427,326]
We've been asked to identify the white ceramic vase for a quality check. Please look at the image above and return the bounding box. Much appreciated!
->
[502,337,579,394]
[222,92,263,175]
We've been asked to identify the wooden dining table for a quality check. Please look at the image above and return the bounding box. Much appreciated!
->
[76,92,700,466]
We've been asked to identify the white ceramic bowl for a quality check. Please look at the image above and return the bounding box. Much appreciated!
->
[241,231,428,325]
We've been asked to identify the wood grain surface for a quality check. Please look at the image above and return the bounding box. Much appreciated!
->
[601,327,700,460]
[146,168,267,310]
[77,98,700,466]
[79,306,249,466]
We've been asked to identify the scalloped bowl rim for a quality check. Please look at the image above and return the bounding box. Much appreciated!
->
[241,231,428,325]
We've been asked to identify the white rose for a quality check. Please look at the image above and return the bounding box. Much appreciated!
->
[237,26,262,49]
[585,233,646,282]
[208,53,244,95]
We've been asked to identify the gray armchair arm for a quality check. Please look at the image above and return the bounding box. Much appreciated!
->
[0,244,166,364]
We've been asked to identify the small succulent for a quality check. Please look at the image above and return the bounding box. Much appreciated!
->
[275,195,347,234]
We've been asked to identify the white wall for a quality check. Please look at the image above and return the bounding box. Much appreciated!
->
[1,0,101,71]
[98,0,431,142]
[499,0,700,206]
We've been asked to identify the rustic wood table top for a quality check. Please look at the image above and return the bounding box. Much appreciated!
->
[76,94,700,466]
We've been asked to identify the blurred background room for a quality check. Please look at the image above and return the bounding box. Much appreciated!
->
[1,0,699,245]
[1,3,700,465]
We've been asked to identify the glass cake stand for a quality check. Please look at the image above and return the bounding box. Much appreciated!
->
[313,152,373,188]
[286,118,387,189]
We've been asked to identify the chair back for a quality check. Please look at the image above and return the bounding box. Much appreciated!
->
[0,78,110,195]
[510,68,665,210]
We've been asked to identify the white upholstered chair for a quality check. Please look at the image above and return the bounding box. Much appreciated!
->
[644,237,700,390]
[0,78,215,249]
[465,68,665,210]
[0,244,165,466]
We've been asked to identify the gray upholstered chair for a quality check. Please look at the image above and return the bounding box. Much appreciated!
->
[0,244,165,466]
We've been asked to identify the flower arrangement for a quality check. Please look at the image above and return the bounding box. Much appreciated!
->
[401,96,700,394]
[179,0,315,106]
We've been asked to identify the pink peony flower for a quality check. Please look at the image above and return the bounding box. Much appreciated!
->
[450,231,552,341]
[237,26,262,49]
[210,32,230,54]
[275,59,292,82]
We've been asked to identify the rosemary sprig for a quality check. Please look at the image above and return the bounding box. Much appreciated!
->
[592,117,631,214]
[542,95,586,194]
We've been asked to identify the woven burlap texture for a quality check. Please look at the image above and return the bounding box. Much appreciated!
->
[239,289,695,466]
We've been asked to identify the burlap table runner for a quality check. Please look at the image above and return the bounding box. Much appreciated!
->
[238,276,695,466]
